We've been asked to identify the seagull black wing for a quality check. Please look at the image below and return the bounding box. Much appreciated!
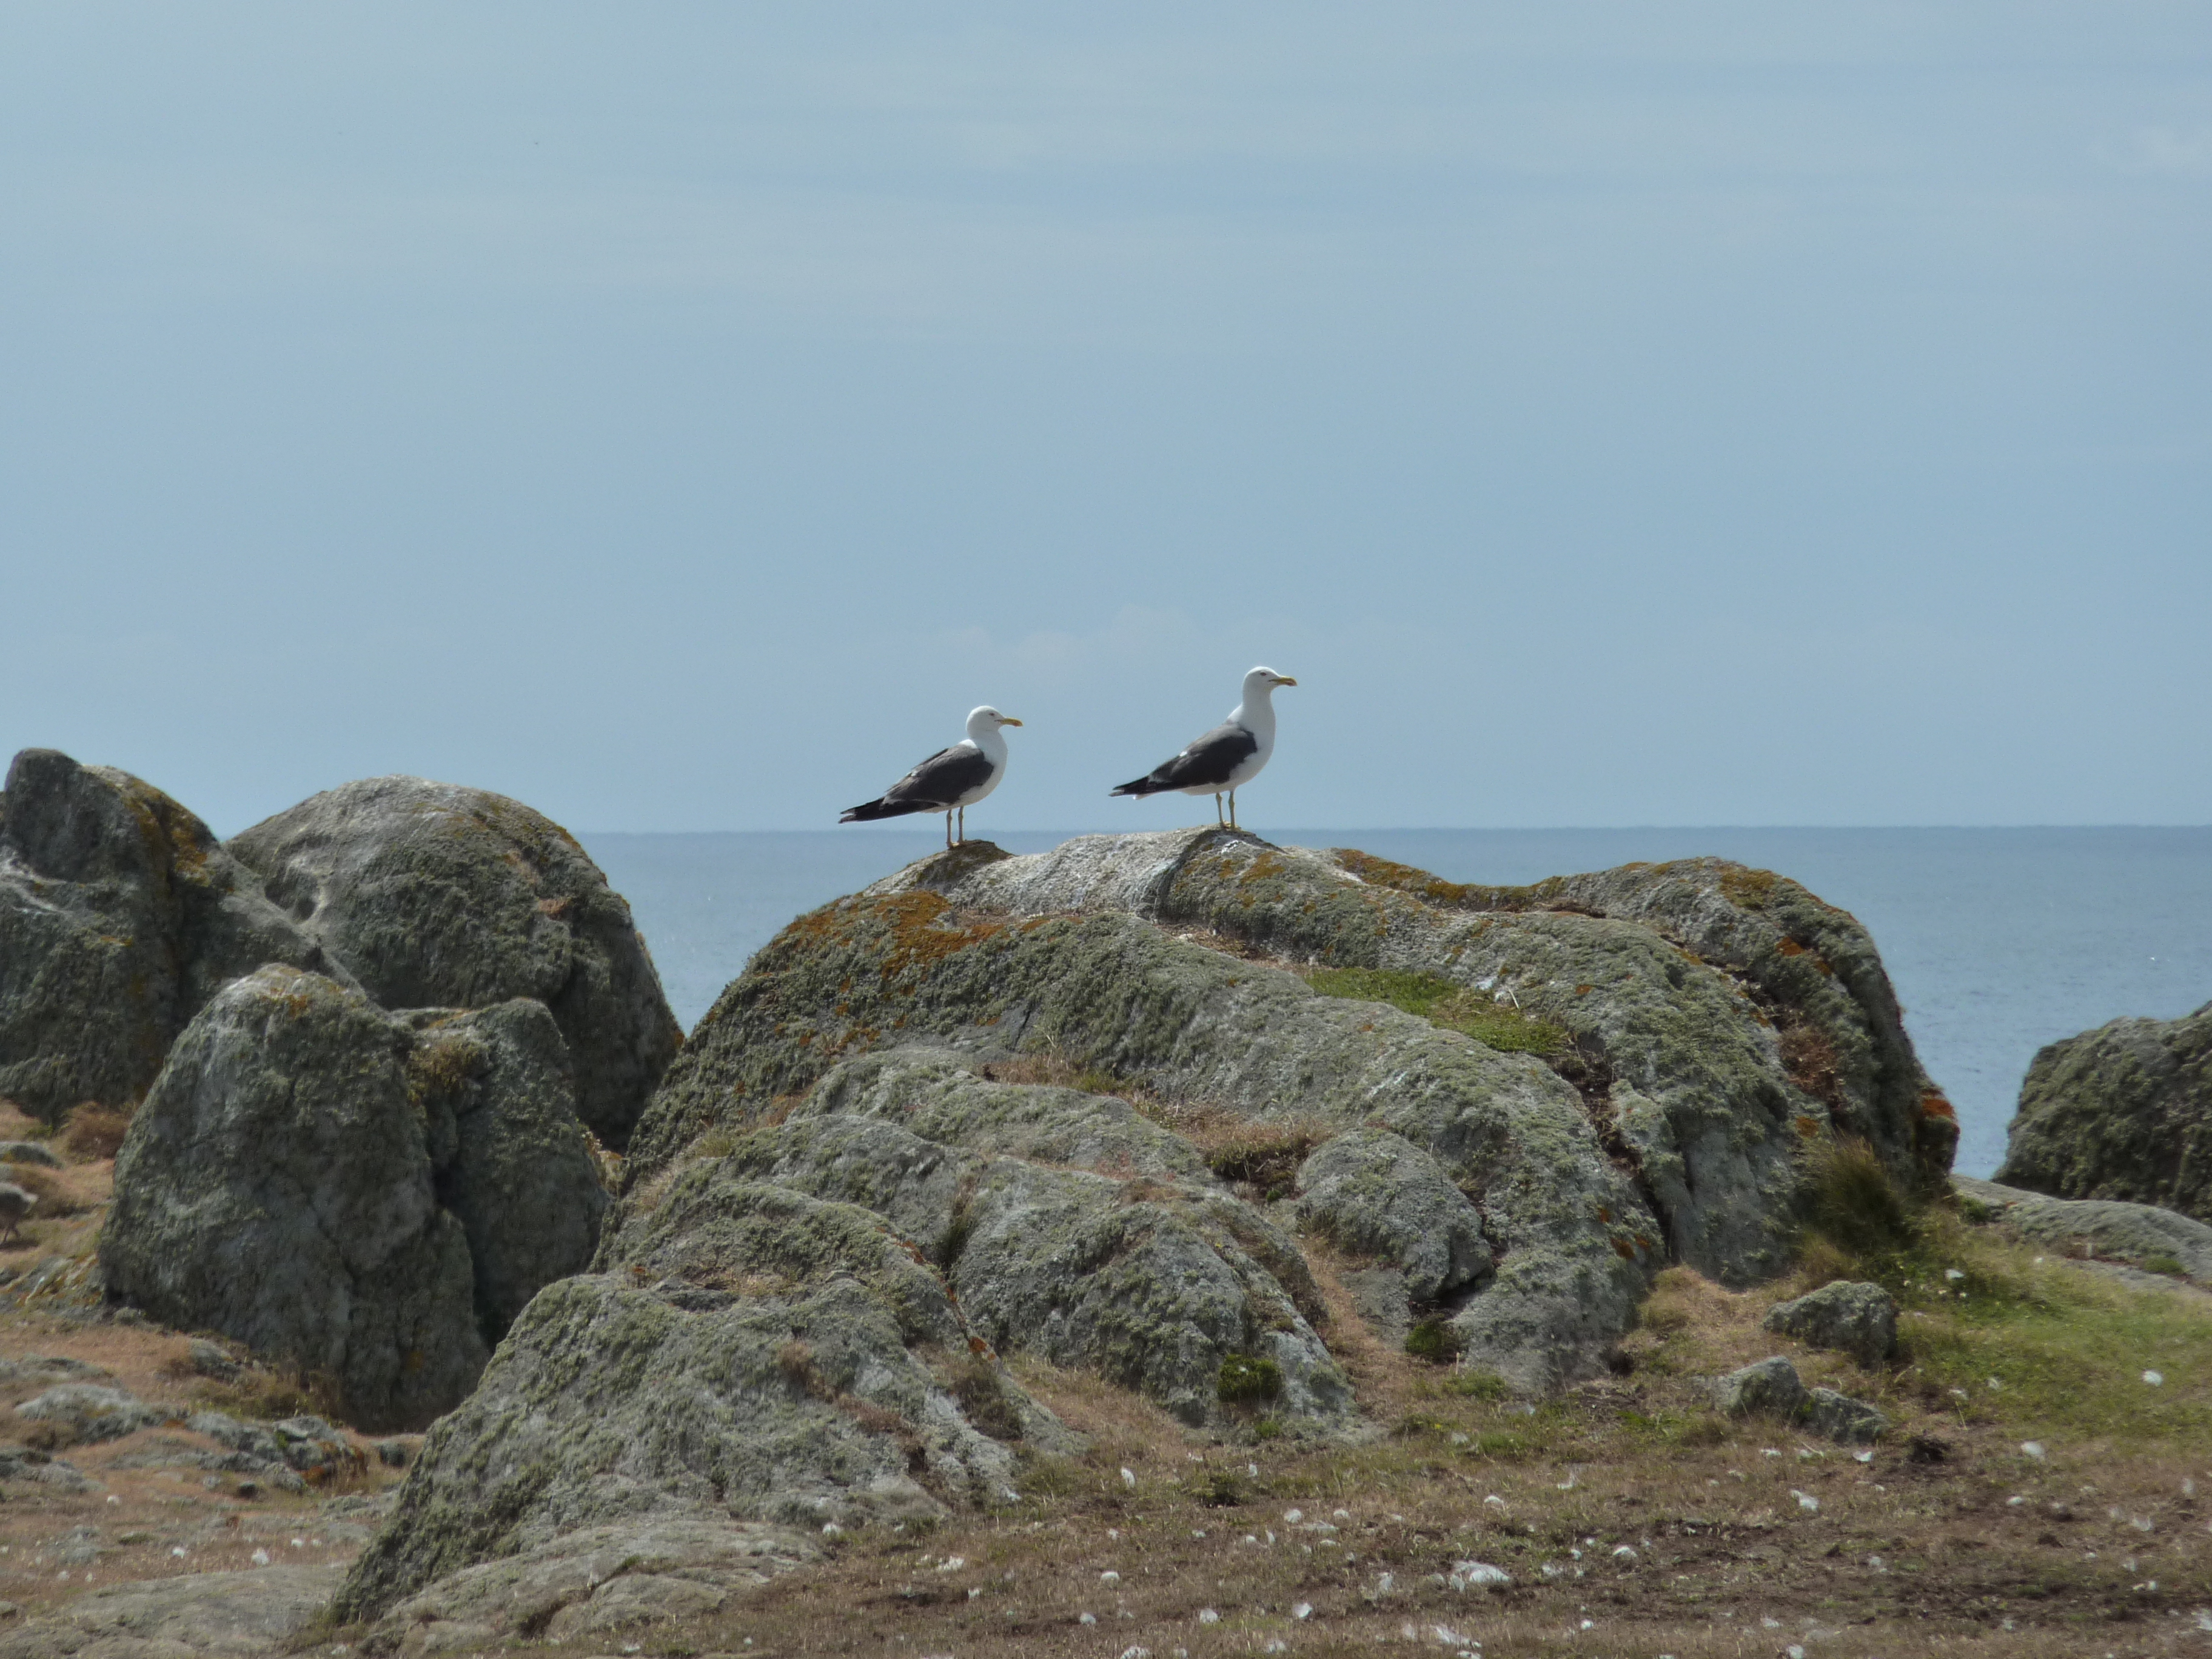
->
[840,743,997,822]
[1110,722,1259,797]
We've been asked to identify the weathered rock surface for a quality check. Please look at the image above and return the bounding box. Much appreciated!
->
[335,1179,1067,1624]
[1292,1127,1493,1305]
[13,1385,165,1445]
[365,1516,819,1653]
[1995,1002,2212,1225]
[0,1564,343,1659]
[228,776,683,1148]
[101,965,608,1429]
[0,1139,61,1168]
[0,749,343,1123]
[1955,1175,2212,1285]
[1762,1280,1898,1368]
[636,838,1661,1391]
[1712,1355,1888,1444]
[682,1048,1353,1429]
[846,829,1952,1285]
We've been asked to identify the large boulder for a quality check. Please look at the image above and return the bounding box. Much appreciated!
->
[633,835,1664,1392]
[1761,1279,1897,1368]
[333,1179,1067,1625]
[227,776,683,1148]
[854,830,1951,1285]
[0,749,342,1122]
[1994,1002,2212,1225]
[100,965,608,1429]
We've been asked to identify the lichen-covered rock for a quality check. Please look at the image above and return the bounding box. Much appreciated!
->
[1712,1355,1807,1418]
[364,1516,819,1652]
[100,965,607,1428]
[1292,1127,1493,1305]
[1954,1175,2212,1284]
[0,1564,343,1659]
[1995,1002,2212,1225]
[866,829,1950,1285]
[13,1385,164,1446]
[1762,1281,1898,1368]
[227,776,682,1149]
[0,749,343,1124]
[1712,1355,1887,1444]
[635,852,1660,1392]
[670,1051,1352,1429]
[333,1181,1064,1624]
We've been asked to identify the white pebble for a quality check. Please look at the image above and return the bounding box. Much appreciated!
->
[1580,1618,1596,1630]
[1945,1268,1966,1282]
[2145,1370,2165,1386]
[1483,1494,1505,1507]
[170,1547,187,1559]
[250,1548,270,1567]
[1079,1611,1097,1626]
[1853,1450,1874,1463]
[1792,1490,1820,1512]
[1449,1559,1512,1589]
[1333,1507,1350,1521]
[967,1586,981,1600]
[1119,1647,1151,1659]
[1099,1570,1120,1584]
[1284,1508,1303,1523]
[820,1522,842,1537]
[936,1556,965,1572]
[2008,1495,2026,1506]
[1788,1646,1808,1659]
[1198,1608,1221,1625]
[2022,1441,2047,1460]
[1612,1544,1638,1561]
[1262,1643,1287,1655]
[1293,1601,1313,1620]
[1248,1463,1259,1477]
[1121,1466,1137,1489]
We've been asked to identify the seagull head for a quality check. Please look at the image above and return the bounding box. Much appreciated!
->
[1244,666,1298,694]
[967,706,1023,738]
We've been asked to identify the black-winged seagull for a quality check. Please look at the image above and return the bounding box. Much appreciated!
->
[840,705,1022,849]
[1110,666,1296,830]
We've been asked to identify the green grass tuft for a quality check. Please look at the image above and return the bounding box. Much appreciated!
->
[1306,967,1569,1055]
[1403,1318,1458,1363]
[1217,1353,1285,1406]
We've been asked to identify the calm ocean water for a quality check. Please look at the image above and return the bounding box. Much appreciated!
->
[583,826,2212,1181]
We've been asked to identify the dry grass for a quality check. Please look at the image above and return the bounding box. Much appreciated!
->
[58,1102,133,1162]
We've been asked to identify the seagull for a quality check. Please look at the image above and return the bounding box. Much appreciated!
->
[840,706,1023,849]
[1110,666,1296,830]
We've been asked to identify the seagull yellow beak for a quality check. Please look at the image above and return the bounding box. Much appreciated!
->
[1001,716,1024,726]
[1276,675,1298,686]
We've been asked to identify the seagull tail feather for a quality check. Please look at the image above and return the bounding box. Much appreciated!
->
[1109,777,1168,798]
[839,798,918,823]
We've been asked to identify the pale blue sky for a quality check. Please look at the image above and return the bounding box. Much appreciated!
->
[4,5,2207,834]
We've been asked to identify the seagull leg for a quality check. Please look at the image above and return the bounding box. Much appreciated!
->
[1228,789,1238,830]
[1213,793,1224,826]
[945,810,954,850]
[957,805,967,843]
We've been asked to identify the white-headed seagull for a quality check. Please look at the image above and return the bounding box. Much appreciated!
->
[841,705,1022,849]
[1110,666,1296,830]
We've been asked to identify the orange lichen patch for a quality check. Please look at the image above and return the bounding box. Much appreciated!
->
[1919,1088,1957,1121]
[1794,1115,1822,1139]
[1611,1238,1637,1259]
[535,895,572,918]
[1597,1206,1614,1224]
[1574,983,1593,996]
[1329,848,1571,914]
[1717,863,1778,910]
[1777,939,1806,957]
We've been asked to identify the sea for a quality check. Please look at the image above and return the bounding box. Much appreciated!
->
[583,826,2212,1181]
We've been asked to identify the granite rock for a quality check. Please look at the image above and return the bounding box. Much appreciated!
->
[227,776,683,1148]
[0,749,343,1124]
[1763,1280,1899,1368]
[1995,1002,2212,1225]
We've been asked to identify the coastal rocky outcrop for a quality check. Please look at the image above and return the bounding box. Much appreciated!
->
[1712,1355,1888,1444]
[0,749,344,1123]
[1994,1002,2211,1225]
[227,776,684,1149]
[333,1178,1067,1626]
[632,829,1946,1386]
[99,964,609,1429]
